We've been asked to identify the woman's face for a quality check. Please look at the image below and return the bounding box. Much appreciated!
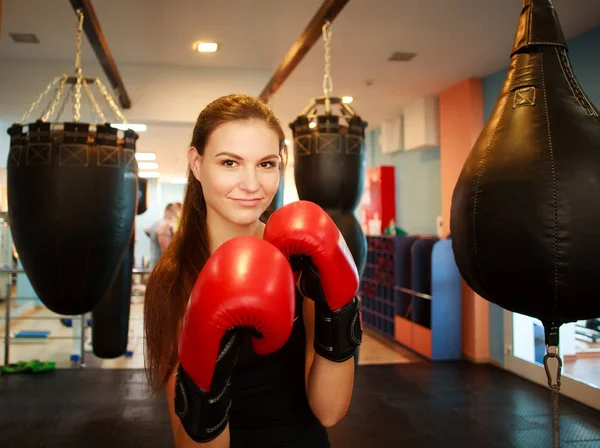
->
[190,119,281,227]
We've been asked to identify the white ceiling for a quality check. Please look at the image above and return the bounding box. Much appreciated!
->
[1,0,599,180]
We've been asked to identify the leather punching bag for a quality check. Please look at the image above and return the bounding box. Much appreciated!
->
[291,108,368,277]
[91,232,134,358]
[7,122,138,315]
[137,177,148,215]
[451,0,600,336]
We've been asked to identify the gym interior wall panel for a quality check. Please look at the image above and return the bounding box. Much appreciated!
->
[439,78,489,362]
[481,25,600,367]
[367,127,441,235]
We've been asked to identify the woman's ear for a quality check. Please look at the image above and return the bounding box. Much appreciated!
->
[188,146,202,182]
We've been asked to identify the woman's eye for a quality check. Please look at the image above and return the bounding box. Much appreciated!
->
[261,161,277,168]
[222,159,236,167]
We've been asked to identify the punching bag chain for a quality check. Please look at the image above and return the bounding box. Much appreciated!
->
[543,346,562,448]
[73,9,85,123]
[321,20,333,113]
[17,77,62,124]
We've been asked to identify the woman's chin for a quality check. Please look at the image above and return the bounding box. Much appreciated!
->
[228,209,265,227]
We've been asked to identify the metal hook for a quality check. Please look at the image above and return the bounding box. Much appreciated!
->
[543,346,563,390]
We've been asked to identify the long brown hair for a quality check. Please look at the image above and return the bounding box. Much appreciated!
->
[144,94,287,392]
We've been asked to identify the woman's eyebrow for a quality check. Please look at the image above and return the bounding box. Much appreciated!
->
[214,151,242,159]
[213,152,279,161]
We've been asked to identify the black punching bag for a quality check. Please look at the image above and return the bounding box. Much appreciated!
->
[92,232,135,358]
[137,177,148,215]
[7,122,138,315]
[451,0,600,335]
[92,173,147,358]
[291,98,368,276]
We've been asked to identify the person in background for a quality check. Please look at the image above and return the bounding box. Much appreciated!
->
[172,202,183,234]
[146,203,179,269]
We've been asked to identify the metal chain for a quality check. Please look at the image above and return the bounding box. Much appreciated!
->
[83,80,107,123]
[544,346,562,448]
[41,75,68,122]
[55,84,74,122]
[322,20,333,99]
[95,79,128,124]
[17,77,61,124]
[73,9,84,123]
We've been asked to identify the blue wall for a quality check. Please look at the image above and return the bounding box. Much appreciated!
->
[366,127,441,235]
[483,26,600,366]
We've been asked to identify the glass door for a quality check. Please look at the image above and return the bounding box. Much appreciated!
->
[503,310,600,411]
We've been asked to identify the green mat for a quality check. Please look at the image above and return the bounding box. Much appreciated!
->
[1,360,56,374]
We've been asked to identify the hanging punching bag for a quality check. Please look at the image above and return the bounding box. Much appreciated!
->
[7,122,138,315]
[451,0,600,335]
[91,232,135,358]
[291,100,368,277]
[137,177,148,215]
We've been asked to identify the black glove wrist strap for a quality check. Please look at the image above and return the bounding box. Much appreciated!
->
[314,296,362,363]
[174,364,231,443]
[174,331,240,443]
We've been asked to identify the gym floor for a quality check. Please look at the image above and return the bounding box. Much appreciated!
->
[1,330,600,447]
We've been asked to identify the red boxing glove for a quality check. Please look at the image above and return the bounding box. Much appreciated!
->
[264,200,362,362]
[175,236,295,442]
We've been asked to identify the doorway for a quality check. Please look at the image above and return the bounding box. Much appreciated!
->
[503,310,600,411]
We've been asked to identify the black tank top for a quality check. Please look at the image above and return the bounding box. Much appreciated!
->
[228,288,330,448]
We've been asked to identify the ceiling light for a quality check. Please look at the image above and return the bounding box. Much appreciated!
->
[171,177,188,184]
[195,42,219,53]
[138,162,158,170]
[138,171,160,179]
[110,123,147,132]
[309,122,317,129]
[342,96,353,104]
[388,51,417,62]
[9,33,40,44]
[135,152,156,161]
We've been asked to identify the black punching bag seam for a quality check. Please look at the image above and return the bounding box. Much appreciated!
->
[554,47,599,120]
[540,51,560,316]
[471,57,517,294]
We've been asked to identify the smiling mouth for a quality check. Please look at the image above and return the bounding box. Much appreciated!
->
[230,198,262,206]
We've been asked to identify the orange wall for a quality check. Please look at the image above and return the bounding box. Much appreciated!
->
[439,78,490,361]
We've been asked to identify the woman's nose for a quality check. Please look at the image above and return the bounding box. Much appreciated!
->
[238,167,260,192]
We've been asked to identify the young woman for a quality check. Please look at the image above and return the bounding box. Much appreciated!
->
[144,94,360,447]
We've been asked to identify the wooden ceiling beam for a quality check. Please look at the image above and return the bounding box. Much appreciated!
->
[259,0,350,103]
[68,0,131,109]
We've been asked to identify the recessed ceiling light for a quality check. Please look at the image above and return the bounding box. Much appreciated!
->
[171,177,188,184]
[139,171,160,179]
[138,162,158,170]
[195,41,219,53]
[388,51,417,62]
[9,33,40,44]
[342,96,354,104]
[135,152,156,161]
